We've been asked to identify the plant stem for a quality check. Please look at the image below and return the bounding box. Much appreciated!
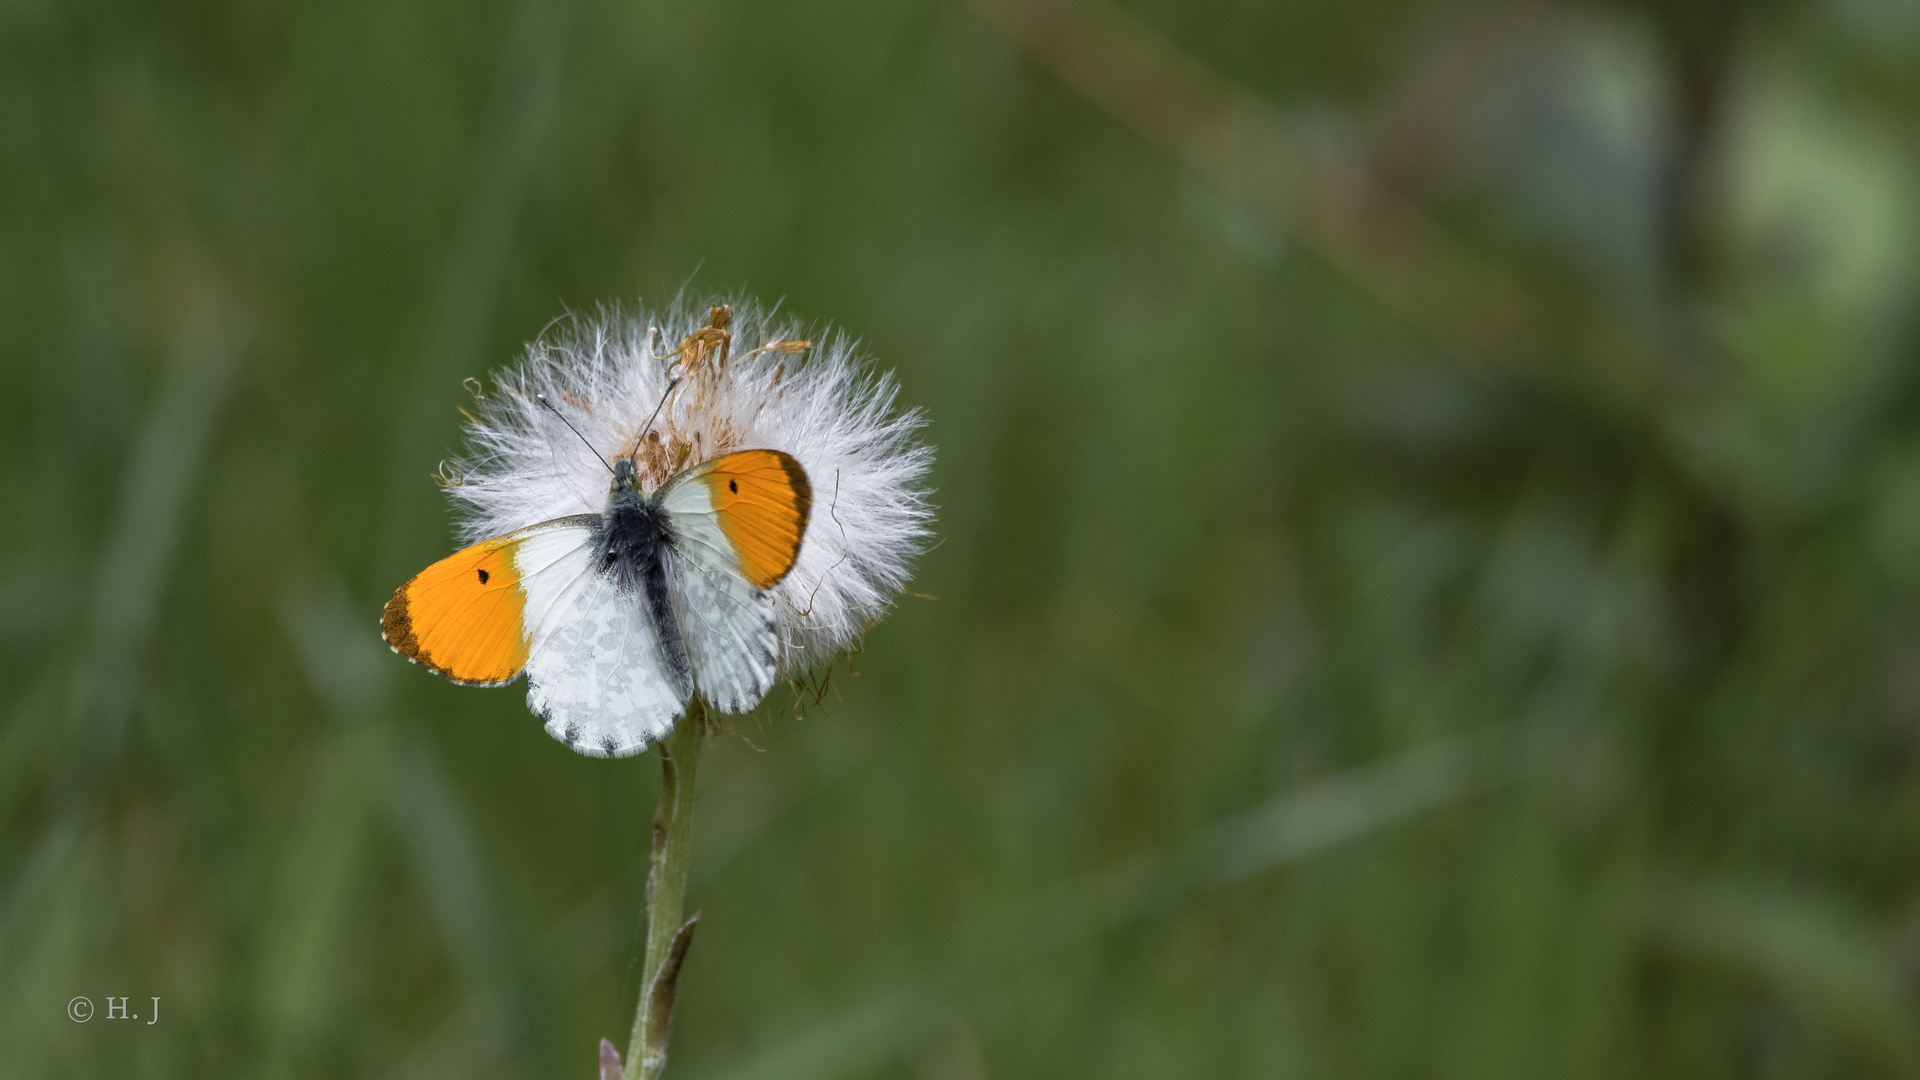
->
[625,700,705,1080]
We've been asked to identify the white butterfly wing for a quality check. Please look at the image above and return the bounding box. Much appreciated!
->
[513,521,686,757]
[662,519,779,714]
[658,450,812,714]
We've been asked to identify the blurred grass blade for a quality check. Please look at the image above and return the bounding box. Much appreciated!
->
[73,307,249,741]
[380,0,580,575]
[688,733,1505,1080]
[684,989,929,1080]
[1195,729,1499,887]
[386,738,544,1073]
[253,723,388,1056]
[253,580,397,1062]
[1651,884,1920,1068]
[960,0,1534,367]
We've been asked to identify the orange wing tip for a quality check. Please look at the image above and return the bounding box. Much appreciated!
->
[704,449,814,589]
[382,545,533,686]
[382,619,522,688]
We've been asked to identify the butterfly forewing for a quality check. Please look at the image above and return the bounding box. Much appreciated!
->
[659,449,813,711]
[382,520,583,686]
[665,449,813,589]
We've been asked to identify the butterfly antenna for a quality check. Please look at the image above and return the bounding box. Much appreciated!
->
[536,394,614,475]
[632,377,680,464]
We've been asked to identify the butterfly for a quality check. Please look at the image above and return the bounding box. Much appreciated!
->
[383,448,812,757]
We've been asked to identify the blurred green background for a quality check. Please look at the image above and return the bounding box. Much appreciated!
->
[7,0,1920,1075]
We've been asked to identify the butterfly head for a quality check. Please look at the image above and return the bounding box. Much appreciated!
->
[610,455,644,494]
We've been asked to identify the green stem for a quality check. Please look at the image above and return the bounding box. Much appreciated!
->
[625,700,705,1080]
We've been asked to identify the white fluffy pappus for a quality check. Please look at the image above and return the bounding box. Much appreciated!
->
[442,300,933,676]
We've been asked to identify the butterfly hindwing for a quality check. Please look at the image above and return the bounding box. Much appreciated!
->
[515,522,686,757]
[662,532,779,714]
[659,450,812,712]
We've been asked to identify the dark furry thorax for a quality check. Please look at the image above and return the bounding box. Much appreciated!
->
[594,472,670,593]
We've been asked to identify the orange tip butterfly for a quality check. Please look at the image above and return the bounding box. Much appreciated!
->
[383,447,811,758]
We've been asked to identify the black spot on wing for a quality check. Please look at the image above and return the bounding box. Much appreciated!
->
[564,721,582,746]
[601,735,619,756]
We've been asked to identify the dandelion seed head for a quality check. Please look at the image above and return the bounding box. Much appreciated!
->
[447,299,934,672]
